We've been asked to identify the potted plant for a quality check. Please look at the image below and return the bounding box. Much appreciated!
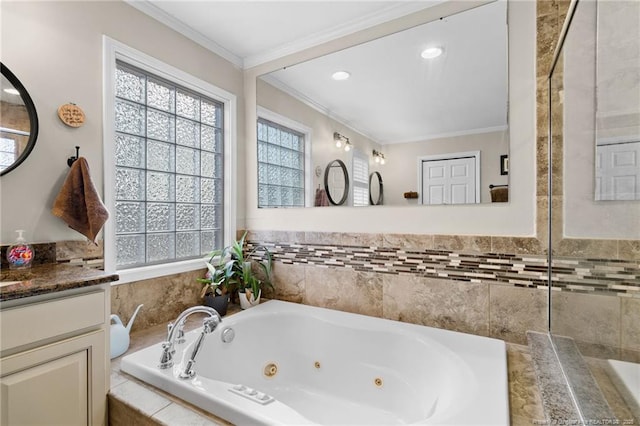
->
[199,232,274,312]
[197,261,232,316]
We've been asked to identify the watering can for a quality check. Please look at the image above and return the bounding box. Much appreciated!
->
[110,304,143,359]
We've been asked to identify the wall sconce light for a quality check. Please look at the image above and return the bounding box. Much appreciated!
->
[372,149,386,165]
[334,132,351,152]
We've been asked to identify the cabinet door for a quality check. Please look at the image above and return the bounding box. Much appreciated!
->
[1,351,88,425]
[1,330,107,426]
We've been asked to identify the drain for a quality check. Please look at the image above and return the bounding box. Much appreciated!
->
[264,363,278,378]
[314,361,321,369]
[374,378,383,387]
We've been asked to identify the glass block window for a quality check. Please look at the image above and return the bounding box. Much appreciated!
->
[257,118,305,207]
[0,138,16,169]
[114,61,224,269]
[352,149,369,207]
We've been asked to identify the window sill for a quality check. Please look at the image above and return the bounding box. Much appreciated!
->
[110,258,207,286]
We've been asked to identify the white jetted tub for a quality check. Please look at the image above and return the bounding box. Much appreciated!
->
[121,300,509,425]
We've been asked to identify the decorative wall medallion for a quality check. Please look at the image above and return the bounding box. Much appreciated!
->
[57,103,85,128]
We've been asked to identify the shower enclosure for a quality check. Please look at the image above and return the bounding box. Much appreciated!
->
[548,0,640,422]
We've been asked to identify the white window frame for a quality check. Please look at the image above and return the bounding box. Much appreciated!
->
[103,36,237,285]
[257,106,313,207]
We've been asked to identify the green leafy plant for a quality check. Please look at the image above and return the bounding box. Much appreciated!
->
[198,232,273,302]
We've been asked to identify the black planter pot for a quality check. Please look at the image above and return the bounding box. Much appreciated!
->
[203,293,229,316]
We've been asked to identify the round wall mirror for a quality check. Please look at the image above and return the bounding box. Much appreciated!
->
[369,171,384,205]
[1,63,39,176]
[324,159,349,206]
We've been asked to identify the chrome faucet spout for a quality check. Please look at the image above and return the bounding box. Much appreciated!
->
[158,306,222,371]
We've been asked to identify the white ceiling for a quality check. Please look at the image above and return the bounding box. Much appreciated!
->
[127,1,435,68]
[130,0,508,144]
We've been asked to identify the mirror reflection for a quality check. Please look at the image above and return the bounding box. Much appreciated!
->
[323,159,349,206]
[593,1,640,201]
[369,172,383,206]
[0,63,38,176]
[257,0,508,207]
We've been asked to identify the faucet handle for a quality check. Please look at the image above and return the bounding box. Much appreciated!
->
[167,321,185,344]
[167,322,174,340]
[203,315,221,333]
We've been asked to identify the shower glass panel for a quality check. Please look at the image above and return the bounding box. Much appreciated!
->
[549,0,640,422]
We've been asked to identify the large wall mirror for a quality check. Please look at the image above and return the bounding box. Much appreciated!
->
[593,1,640,202]
[0,63,39,176]
[257,0,508,208]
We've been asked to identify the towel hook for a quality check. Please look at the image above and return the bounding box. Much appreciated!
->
[67,146,80,167]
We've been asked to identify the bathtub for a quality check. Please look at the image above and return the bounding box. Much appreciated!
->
[121,300,509,425]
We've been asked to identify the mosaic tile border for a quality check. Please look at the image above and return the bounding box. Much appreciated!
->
[245,239,640,298]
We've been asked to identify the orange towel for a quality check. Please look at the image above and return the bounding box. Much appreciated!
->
[52,157,109,244]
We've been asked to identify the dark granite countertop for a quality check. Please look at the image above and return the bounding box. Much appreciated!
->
[0,263,119,302]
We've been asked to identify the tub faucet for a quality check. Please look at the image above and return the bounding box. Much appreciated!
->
[158,306,222,376]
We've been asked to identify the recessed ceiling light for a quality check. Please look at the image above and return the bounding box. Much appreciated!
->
[332,71,350,81]
[3,88,20,95]
[421,47,443,59]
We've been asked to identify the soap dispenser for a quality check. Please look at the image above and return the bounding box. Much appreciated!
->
[6,230,34,269]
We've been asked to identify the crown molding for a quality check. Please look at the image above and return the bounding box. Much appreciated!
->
[260,74,382,145]
[124,0,243,69]
[380,125,509,145]
[244,2,437,69]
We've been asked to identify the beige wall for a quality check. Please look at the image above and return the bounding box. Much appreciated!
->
[0,1,244,244]
[244,0,537,236]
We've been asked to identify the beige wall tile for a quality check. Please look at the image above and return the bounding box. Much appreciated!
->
[490,284,548,344]
[304,266,383,317]
[304,232,343,245]
[272,262,305,303]
[619,240,640,261]
[108,394,157,426]
[491,237,544,255]
[536,135,549,198]
[556,238,618,259]
[271,231,305,244]
[56,240,103,261]
[245,230,273,242]
[153,403,228,425]
[111,269,205,332]
[342,232,383,247]
[109,380,171,417]
[537,12,560,78]
[621,297,640,352]
[574,341,620,360]
[620,348,640,363]
[551,292,621,347]
[382,274,489,336]
[433,235,491,253]
[537,0,561,19]
[381,233,434,250]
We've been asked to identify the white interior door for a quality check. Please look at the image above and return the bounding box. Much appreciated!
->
[421,157,477,205]
[595,141,640,200]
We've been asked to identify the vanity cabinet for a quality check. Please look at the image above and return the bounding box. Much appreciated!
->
[0,285,111,425]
